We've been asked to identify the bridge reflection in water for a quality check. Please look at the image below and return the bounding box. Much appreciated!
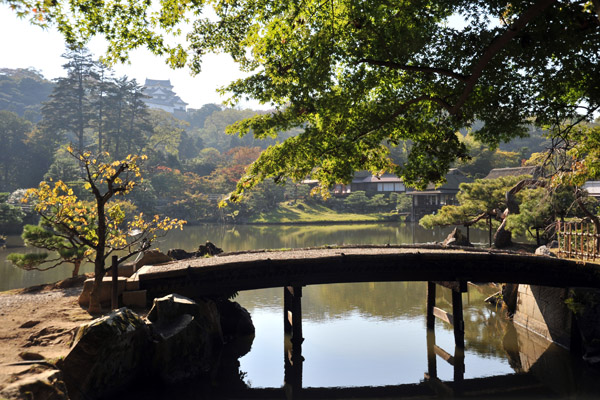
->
[261,282,554,400]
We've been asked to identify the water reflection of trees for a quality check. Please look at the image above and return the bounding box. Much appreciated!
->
[304,282,428,321]
[153,223,492,253]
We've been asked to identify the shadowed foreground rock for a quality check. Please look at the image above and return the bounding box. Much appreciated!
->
[216,299,255,343]
[58,308,150,400]
[147,294,224,383]
[57,294,245,399]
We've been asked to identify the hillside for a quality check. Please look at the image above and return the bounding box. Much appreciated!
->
[0,68,54,122]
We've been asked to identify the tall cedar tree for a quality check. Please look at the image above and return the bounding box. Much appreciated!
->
[41,47,98,153]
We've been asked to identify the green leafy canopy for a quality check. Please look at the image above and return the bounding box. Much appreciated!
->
[8,0,600,199]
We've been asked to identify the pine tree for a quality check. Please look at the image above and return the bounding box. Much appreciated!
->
[40,46,98,153]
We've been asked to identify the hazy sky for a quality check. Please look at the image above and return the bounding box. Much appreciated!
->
[0,5,266,110]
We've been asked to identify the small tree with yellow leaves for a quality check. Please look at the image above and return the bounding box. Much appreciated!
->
[15,146,185,313]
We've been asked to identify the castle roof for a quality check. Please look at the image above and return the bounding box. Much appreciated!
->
[142,78,188,111]
[144,79,173,88]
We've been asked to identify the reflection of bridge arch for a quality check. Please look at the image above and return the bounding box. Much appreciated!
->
[133,245,600,399]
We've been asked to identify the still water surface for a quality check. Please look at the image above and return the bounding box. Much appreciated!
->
[2,223,597,398]
[0,222,489,291]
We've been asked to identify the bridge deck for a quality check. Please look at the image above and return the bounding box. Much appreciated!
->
[134,245,600,298]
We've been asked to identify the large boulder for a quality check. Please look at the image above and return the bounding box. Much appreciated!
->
[148,294,222,337]
[442,227,473,247]
[167,242,224,260]
[167,248,197,260]
[216,300,255,342]
[198,241,223,257]
[58,308,151,400]
[147,294,224,383]
[151,314,220,383]
[502,283,519,316]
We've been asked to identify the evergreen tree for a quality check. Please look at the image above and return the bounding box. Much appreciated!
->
[104,77,152,159]
[420,176,531,246]
[90,63,114,155]
[41,47,98,153]
[0,111,32,191]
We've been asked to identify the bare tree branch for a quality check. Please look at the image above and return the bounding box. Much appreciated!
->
[356,58,469,82]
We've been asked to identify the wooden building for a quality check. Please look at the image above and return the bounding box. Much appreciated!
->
[484,166,542,180]
[582,181,600,199]
[330,171,406,195]
[406,169,472,221]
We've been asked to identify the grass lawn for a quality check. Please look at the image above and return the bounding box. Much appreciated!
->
[246,201,399,224]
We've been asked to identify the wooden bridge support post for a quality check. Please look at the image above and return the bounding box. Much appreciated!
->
[453,346,465,396]
[284,286,304,399]
[426,281,436,330]
[425,281,466,396]
[284,286,304,348]
[426,329,437,379]
[284,348,303,400]
[284,286,292,334]
[452,289,465,349]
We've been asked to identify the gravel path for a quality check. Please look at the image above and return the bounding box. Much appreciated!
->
[0,287,81,314]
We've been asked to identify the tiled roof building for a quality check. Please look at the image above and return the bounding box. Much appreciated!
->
[484,166,542,180]
[142,79,187,115]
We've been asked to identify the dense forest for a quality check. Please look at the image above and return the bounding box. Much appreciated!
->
[0,47,551,231]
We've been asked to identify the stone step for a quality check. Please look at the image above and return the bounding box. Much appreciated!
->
[78,277,127,307]
[122,290,147,308]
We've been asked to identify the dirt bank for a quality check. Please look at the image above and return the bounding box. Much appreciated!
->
[0,276,95,392]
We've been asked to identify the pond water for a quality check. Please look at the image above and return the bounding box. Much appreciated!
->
[228,282,598,399]
[0,222,490,292]
[2,223,598,398]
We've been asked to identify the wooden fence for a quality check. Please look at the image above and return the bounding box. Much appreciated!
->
[556,220,600,260]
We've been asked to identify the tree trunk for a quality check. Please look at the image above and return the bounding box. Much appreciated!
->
[72,260,81,278]
[494,217,513,248]
[494,178,544,249]
[89,197,108,313]
[88,259,105,314]
[488,216,492,247]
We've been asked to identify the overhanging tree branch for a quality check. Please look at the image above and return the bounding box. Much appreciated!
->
[356,58,469,82]
[450,0,558,116]
[351,95,454,143]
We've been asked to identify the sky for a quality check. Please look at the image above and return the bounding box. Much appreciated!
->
[0,5,265,110]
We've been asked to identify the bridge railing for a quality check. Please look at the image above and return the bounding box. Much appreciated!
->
[557,220,600,261]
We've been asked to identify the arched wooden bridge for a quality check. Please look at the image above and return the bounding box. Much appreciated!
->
[131,245,599,399]
[134,245,600,298]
